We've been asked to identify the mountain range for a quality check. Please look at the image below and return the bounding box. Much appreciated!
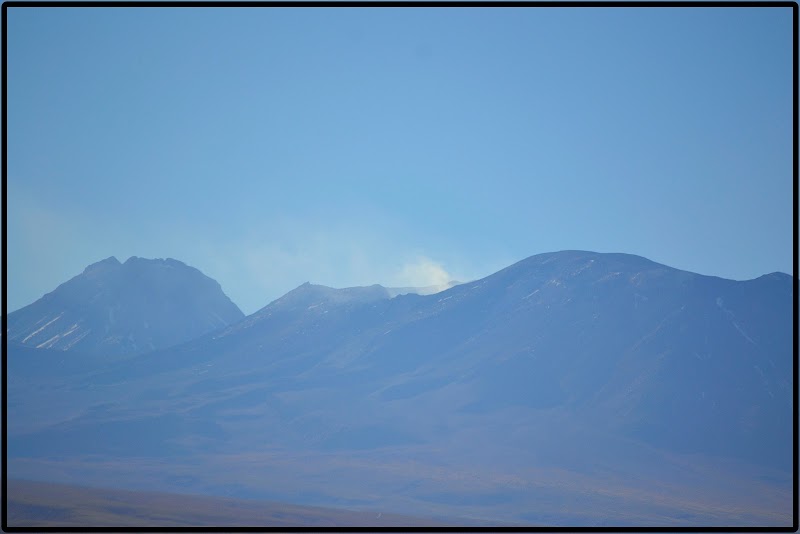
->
[6,250,795,527]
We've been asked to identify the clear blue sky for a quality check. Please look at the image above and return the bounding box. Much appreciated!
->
[6,6,795,315]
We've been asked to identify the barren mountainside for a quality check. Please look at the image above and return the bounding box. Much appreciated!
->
[7,250,794,526]
[7,256,244,356]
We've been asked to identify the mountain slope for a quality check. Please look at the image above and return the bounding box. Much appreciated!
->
[385,280,461,297]
[7,250,794,526]
[7,256,244,356]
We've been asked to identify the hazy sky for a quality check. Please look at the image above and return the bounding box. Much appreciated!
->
[7,6,794,315]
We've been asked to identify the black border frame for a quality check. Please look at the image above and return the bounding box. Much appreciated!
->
[1,1,797,532]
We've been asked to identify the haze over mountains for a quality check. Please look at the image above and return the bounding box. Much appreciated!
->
[6,250,794,527]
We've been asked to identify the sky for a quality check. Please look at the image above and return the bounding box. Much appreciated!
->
[6,6,795,315]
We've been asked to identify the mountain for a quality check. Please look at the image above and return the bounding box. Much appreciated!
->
[6,250,794,527]
[6,256,244,357]
[385,280,462,297]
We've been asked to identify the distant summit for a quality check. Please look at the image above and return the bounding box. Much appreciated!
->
[7,256,244,356]
[270,282,391,310]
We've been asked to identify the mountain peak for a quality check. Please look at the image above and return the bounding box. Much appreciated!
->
[83,256,121,275]
[8,256,244,356]
[261,282,390,314]
[123,256,187,267]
